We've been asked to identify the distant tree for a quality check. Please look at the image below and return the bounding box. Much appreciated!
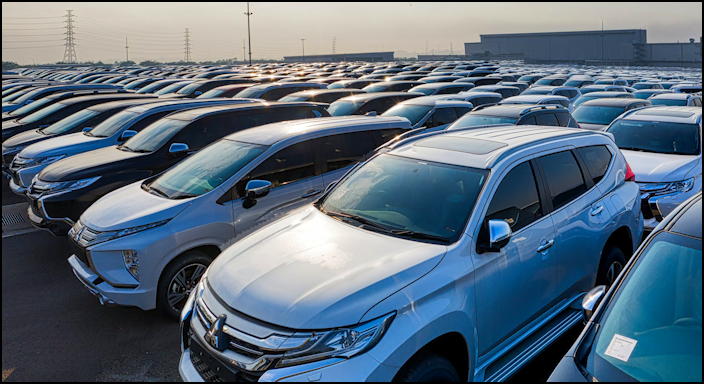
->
[115,60,136,66]
[139,60,160,66]
[2,61,20,71]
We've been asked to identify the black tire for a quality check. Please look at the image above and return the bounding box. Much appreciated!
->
[596,245,626,287]
[157,250,211,319]
[395,352,461,382]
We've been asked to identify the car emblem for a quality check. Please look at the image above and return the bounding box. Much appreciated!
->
[204,314,228,351]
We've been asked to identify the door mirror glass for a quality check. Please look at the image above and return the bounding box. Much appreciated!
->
[488,219,512,249]
[364,111,377,116]
[119,129,137,141]
[82,127,93,133]
[581,285,606,320]
[243,179,272,208]
[194,90,203,96]
[168,142,189,155]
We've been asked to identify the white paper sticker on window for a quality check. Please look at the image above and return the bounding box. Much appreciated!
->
[604,334,637,362]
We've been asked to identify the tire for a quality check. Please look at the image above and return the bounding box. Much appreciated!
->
[596,245,626,287]
[395,352,461,382]
[157,250,211,319]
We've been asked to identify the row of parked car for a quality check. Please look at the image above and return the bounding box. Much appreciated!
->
[2,60,701,382]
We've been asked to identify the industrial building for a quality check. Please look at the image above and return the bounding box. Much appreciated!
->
[464,29,701,66]
[283,51,394,62]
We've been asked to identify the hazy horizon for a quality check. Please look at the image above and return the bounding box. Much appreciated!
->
[2,2,702,64]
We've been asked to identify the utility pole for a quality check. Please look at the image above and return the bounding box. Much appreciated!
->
[450,41,453,55]
[332,37,336,54]
[244,2,253,65]
[300,38,306,60]
[601,19,605,64]
[62,9,77,64]
[184,28,192,62]
[242,39,246,64]
[125,36,129,62]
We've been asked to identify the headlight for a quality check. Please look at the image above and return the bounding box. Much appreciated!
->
[275,312,395,368]
[31,176,100,194]
[639,178,695,195]
[13,154,66,168]
[2,145,21,155]
[122,250,140,280]
[77,219,171,247]
[669,178,694,193]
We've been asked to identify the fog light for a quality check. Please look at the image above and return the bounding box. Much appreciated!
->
[122,250,140,280]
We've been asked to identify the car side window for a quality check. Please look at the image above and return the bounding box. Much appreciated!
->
[273,106,319,121]
[555,111,571,126]
[171,114,235,150]
[317,131,379,172]
[262,87,296,101]
[360,99,393,114]
[576,145,613,185]
[131,111,173,132]
[484,161,543,231]
[427,108,458,127]
[370,128,406,146]
[239,140,317,194]
[453,107,472,118]
[519,115,537,125]
[535,112,559,126]
[535,150,588,210]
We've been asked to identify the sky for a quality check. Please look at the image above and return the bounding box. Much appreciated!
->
[2,2,702,64]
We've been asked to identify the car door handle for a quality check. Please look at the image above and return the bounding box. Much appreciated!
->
[301,189,322,198]
[590,205,604,216]
[537,239,555,253]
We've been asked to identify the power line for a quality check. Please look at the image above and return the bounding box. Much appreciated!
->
[62,9,77,63]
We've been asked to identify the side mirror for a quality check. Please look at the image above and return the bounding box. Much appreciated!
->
[488,219,512,250]
[169,142,190,156]
[364,111,377,117]
[82,127,93,133]
[242,179,272,209]
[194,91,203,96]
[323,180,338,194]
[119,129,137,141]
[581,285,606,321]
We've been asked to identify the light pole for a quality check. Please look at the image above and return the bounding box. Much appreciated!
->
[300,38,306,61]
[244,2,253,65]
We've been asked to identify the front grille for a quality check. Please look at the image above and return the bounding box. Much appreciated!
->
[640,197,654,219]
[190,340,262,382]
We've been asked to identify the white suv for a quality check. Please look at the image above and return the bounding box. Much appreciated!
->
[179,125,643,382]
[605,106,702,230]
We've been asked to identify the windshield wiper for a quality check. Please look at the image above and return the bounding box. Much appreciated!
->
[388,229,450,243]
[323,209,395,232]
[117,145,133,152]
[618,146,650,153]
[147,185,169,198]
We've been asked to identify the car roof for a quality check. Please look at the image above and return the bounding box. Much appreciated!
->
[386,125,606,169]
[335,91,423,103]
[471,103,562,117]
[581,91,631,97]
[649,93,695,100]
[85,97,160,112]
[285,88,364,96]
[226,115,412,145]
[57,93,153,106]
[501,95,569,104]
[401,97,473,107]
[580,98,646,107]
[125,98,256,114]
[623,106,702,123]
[164,101,321,121]
[410,82,469,89]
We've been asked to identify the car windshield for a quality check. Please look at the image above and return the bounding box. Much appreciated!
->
[381,104,433,126]
[137,80,176,94]
[574,95,600,107]
[17,102,65,123]
[328,100,362,116]
[319,154,488,244]
[146,139,267,199]
[8,96,54,116]
[649,98,686,106]
[196,88,225,98]
[3,88,33,103]
[521,88,551,96]
[177,82,203,95]
[234,86,266,98]
[119,117,189,153]
[584,232,701,382]
[450,114,517,129]
[155,81,191,95]
[607,119,700,155]
[573,105,626,125]
[278,94,308,102]
[88,110,139,137]
[40,109,100,135]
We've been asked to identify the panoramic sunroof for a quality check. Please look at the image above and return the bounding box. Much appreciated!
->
[638,109,694,118]
[414,136,508,155]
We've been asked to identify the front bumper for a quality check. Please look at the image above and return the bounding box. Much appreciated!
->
[68,254,155,310]
[639,187,699,230]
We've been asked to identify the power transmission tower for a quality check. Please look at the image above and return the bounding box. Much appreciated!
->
[184,28,192,62]
[62,9,77,63]
[300,38,306,59]
[332,37,336,54]
[244,2,253,65]
[125,36,129,62]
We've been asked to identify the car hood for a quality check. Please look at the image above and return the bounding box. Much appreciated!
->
[19,132,106,159]
[39,145,148,182]
[622,150,701,183]
[2,119,22,130]
[81,181,190,231]
[207,206,446,329]
[2,128,50,149]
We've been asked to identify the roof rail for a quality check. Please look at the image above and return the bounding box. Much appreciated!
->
[471,103,498,112]
[519,104,565,115]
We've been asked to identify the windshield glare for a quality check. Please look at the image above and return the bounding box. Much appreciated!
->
[196,89,224,98]
[607,119,700,155]
[573,105,626,125]
[585,232,701,382]
[148,140,266,199]
[40,109,100,135]
[18,102,65,123]
[155,81,192,95]
[88,110,139,137]
[327,100,361,116]
[121,117,188,152]
[319,154,487,243]
[177,82,203,95]
[450,114,517,129]
[381,104,433,126]
[9,97,54,116]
